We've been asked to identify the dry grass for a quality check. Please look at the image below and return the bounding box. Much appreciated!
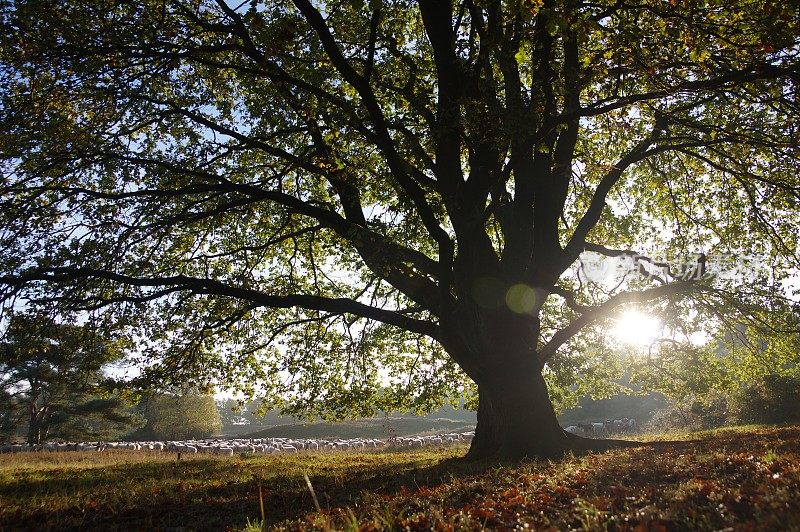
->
[2,425,799,531]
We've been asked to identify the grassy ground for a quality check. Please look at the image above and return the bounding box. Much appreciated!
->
[1,425,798,531]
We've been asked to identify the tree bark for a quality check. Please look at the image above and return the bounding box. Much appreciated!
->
[465,362,570,461]
[442,286,637,461]
[28,405,40,445]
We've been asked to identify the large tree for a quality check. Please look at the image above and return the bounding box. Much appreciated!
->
[0,312,141,444]
[0,0,798,459]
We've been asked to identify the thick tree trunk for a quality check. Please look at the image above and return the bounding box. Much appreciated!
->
[441,289,633,461]
[27,417,41,445]
[465,364,569,461]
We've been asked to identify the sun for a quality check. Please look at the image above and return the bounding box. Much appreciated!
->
[611,310,662,347]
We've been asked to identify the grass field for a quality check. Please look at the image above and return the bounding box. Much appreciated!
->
[1,425,798,531]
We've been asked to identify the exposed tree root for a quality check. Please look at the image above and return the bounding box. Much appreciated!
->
[457,431,652,464]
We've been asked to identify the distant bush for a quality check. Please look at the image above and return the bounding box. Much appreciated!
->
[728,374,800,425]
[643,395,728,433]
[644,374,800,433]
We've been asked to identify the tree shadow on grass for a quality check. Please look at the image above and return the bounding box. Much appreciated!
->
[4,426,798,531]
[1,447,639,531]
[1,449,499,530]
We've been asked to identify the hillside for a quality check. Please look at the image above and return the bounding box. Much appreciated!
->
[557,391,668,425]
[236,416,475,440]
[217,401,477,438]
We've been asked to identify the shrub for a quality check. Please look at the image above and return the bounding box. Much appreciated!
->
[643,395,728,433]
[728,374,800,425]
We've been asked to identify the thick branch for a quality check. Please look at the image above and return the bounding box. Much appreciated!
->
[1,268,441,339]
[571,65,800,121]
[539,281,695,364]
[13,164,444,314]
[562,124,666,263]
[417,0,466,204]
[293,0,451,252]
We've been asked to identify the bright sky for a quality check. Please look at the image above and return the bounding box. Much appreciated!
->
[611,310,662,347]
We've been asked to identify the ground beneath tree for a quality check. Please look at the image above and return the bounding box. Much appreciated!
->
[297,425,799,531]
[1,425,798,530]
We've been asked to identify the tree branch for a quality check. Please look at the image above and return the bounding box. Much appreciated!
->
[1,268,441,340]
[539,280,696,364]
[293,0,451,252]
[562,121,668,264]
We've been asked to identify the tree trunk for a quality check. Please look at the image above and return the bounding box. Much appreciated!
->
[465,363,570,461]
[441,292,628,461]
[27,403,49,445]
[28,403,39,445]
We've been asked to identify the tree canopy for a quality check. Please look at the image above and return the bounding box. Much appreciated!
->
[131,392,222,441]
[0,0,798,458]
[0,312,142,443]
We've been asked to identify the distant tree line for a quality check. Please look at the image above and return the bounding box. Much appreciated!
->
[0,311,142,443]
[633,318,800,431]
[1,310,223,443]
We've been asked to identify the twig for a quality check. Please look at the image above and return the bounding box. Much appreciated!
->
[258,485,266,530]
[303,472,323,513]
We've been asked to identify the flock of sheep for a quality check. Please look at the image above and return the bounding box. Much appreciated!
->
[564,418,637,436]
[1,420,638,455]
[0,432,476,455]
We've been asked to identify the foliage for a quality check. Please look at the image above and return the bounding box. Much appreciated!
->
[50,397,145,442]
[643,375,800,433]
[0,311,142,443]
[630,308,800,430]
[728,374,800,425]
[0,388,21,441]
[1,426,799,530]
[0,0,798,446]
[131,392,222,441]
